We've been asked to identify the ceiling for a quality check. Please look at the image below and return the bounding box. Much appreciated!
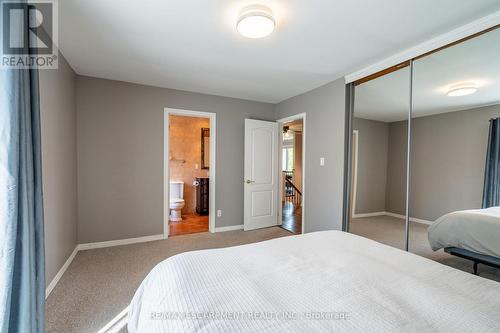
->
[284,119,303,132]
[59,0,500,103]
[355,28,500,122]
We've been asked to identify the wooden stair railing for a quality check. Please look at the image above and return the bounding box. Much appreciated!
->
[284,177,302,206]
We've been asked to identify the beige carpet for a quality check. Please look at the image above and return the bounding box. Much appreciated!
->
[45,227,292,333]
[350,215,500,282]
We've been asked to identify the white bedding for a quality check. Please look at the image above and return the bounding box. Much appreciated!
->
[128,231,500,333]
[428,206,500,258]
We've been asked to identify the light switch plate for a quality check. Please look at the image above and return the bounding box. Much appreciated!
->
[320,157,325,166]
[217,210,222,217]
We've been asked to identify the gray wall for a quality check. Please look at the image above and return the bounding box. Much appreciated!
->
[40,67,347,263]
[76,76,275,243]
[386,104,500,221]
[385,120,408,215]
[275,79,346,232]
[352,118,389,214]
[412,105,498,221]
[39,52,78,286]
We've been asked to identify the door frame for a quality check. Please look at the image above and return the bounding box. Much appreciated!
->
[351,130,359,217]
[163,108,217,238]
[277,113,306,234]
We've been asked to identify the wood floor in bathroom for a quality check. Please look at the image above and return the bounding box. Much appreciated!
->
[169,214,209,236]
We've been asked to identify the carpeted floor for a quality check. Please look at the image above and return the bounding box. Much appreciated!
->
[45,227,292,333]
[350,215,500,282]
[46,217,499,332]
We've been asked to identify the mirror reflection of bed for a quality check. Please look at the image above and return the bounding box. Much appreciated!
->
[348,27,500,282]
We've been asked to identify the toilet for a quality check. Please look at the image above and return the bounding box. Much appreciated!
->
[169,181,185,222]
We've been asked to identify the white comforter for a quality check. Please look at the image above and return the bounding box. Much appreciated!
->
[428,207,500,258]
[128,231,500,333]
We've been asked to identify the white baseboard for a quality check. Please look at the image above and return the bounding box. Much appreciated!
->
[352,211,386,218]
[96,306,129,333]
[353,211,433,225]
[215,224,244,232]
[384,212,433,225]
[412,217,432,226]
[45,246,79,298]
[45,234,164,299]
[77,234,164,251]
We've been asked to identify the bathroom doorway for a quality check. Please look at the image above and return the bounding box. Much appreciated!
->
[164,108,216,237]
[277,113,306,234]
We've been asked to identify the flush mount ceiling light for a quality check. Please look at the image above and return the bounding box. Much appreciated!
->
[237,5,275,39]
[447,83,478,97]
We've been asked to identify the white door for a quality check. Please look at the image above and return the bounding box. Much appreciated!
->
[244,119,279,231]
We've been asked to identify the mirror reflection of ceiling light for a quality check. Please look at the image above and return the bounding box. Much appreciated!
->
[447,83,478,97]
[237,5,275,38]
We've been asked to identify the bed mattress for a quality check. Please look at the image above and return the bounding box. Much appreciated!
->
[428,206,500,258]
[128,231,500,332]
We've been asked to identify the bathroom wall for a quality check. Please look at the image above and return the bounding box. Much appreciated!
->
[169,115,210,214]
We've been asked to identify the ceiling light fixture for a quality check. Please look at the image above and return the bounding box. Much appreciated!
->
[446,83,478,97]
[237,5,275,39]
[283,126,293,140]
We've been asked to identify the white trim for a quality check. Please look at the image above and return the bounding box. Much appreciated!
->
[45,233,168,298]
[351,130,359,216]
[384,212,433,226]
[411,217,433,226]
[277,113,306,234]
[96,306,129,333]
[45,246,78,298]
[78,234,164,251]
[345,11,500,83]
[353,211,433,226]
[164,109,169,238]
[384,212,406,220]
[352,211,386,219]
[215,224,244,232]
[164,108,217,237]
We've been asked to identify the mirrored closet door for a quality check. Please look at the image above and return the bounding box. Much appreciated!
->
[348,66,410,250]
[346,25,500,265]
[409,27,500,257]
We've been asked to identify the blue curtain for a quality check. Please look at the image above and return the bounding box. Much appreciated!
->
[0,1,45,331]
[482,118,500,208]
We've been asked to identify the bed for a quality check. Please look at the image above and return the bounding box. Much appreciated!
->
[428,207,500,274]
[128,231,500,333]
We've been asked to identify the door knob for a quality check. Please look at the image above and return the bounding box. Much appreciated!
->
[245,180,255,184]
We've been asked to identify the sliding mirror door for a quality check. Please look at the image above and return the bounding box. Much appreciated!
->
[346,26,500,280]
[409,27,500,271]
[349,67,411,250]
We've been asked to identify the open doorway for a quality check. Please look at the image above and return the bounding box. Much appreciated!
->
[164,108,216,237]
[278,114,305,234]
